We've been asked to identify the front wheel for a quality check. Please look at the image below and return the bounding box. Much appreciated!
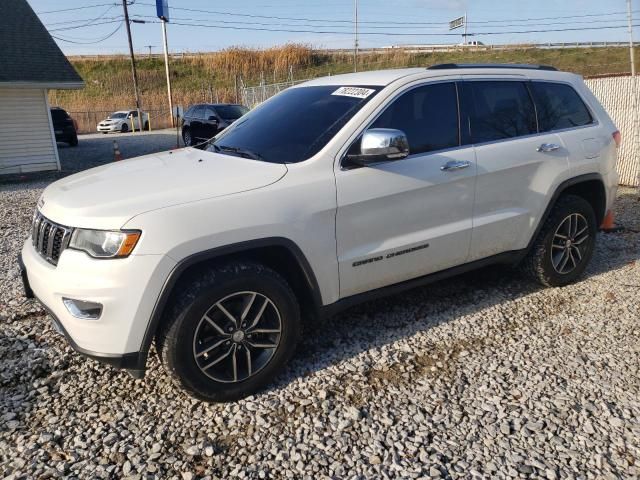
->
[522,194,597,287]
[120,123,129,133]
[182,128,192,146]
[156,262,301,402]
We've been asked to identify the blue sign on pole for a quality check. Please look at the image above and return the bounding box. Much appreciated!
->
[156,0,169,22]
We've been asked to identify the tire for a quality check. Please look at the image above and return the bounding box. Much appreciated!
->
[121,123,129,133]
[182,128,192,147]
[68,134,78,147]
[156,262,301,402]
[144,121,149,131]
[522,194,597,287]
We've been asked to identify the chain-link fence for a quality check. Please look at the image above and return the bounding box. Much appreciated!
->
[240,79,309,108]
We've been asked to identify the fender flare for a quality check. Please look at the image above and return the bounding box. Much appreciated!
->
[525,172,605,253]
[138,237,323,363]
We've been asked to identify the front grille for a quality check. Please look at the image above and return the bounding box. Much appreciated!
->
[31,211,73,266]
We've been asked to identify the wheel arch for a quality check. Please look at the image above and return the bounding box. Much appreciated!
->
[527,173,607,253]
[139,237,322,362]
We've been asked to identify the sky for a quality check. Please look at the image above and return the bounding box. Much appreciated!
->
[28,0,638,55]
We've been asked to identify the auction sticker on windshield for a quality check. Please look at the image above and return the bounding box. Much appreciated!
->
[331,87,376,99]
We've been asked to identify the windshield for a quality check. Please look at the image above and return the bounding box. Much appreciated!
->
[216,105,249,120]
[109,112,127,119]
[207,85,380,163]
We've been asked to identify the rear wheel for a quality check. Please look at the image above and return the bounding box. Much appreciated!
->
[522,194,597,287]
[156,262,301,402]
[68,134,78,147]
[144,121,149,131]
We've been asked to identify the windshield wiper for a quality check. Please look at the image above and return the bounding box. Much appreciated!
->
[216,145,265,161]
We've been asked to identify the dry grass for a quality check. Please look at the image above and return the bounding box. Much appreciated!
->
[51,44,639,132]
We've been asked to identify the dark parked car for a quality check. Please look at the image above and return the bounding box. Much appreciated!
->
[181,103,249,147]
[50,107,78,146]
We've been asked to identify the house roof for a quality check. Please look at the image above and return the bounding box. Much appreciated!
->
[0,0,84,89]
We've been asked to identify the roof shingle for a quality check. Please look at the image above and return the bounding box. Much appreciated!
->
[0,0,84,86]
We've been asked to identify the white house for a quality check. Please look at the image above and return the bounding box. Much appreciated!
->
[0,0,84,176]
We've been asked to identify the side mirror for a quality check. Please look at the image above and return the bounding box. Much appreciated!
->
[348,128,410,165]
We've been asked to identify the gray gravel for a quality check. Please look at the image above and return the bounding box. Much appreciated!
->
[1,179,639,479]
[58,129,181,172]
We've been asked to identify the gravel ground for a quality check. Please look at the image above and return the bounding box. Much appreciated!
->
[0,129,180,185]
[0,181,639,479]
[57,129,181,172]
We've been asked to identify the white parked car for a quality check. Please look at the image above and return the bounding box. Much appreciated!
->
[21,64,619,402]
[97,110,149,133]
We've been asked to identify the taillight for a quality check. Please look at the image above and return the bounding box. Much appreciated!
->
[612,130,621,148]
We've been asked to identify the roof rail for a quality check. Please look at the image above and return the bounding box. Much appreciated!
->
[427,63,557,71]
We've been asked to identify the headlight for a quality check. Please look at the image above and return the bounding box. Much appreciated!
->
[69,229,141,258]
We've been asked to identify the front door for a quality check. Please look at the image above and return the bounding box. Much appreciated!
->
[335,81,477,298]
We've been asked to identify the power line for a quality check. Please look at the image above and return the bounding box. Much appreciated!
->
[130,14,636,31]
[133,2,638,27]
[51,22,123,44]
[37,3,116,15]
[145,19,637,37]
[48,19,124,32]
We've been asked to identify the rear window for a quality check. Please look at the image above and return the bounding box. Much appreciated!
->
[216,105,248,120]
[464,81,537,143]
[530,81,593,132]
[50,109,68,122]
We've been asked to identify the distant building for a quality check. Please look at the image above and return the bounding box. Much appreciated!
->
[0,0,84,175]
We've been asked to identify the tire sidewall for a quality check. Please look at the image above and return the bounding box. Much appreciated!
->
[539,196,597,285]
[168,272,300,402]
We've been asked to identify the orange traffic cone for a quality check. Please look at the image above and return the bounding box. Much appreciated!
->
[601,210,622,232]
[113,140,123,161]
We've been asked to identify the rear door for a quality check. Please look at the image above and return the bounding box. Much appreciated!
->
[461,79,569,261]
[335,80,477,298]
[202,106,219,140]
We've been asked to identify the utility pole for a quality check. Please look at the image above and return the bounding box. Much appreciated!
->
[145,45,155,58]
[161,19,174,127]
[627,0,640,188]
[122,0,142,130]
[354,0,358,72]
[627,0,635,76]
[463,12,468,45]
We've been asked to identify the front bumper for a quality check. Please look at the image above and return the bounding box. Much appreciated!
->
[19,240,176,374]
[97,123,122,132]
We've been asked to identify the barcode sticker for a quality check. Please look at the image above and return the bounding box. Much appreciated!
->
[331,87,375,99]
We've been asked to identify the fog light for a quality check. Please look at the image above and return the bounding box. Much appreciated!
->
[62,298,103,320]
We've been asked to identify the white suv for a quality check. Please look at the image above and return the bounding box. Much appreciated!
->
[20,64,619,402]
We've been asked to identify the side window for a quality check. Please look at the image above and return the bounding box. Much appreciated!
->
[130,111,138,118]
[530,82,593,132]
[192,105,205,119]
[204,107,217,120]
[370,82,459,155]
[466,81,536,143]
[185,106,196,117]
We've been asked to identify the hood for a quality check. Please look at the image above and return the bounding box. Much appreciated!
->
[40,148,288,229]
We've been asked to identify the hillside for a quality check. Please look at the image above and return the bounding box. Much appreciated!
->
[51,44,638,132]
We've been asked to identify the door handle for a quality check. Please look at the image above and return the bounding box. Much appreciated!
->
[537,143,561,152]
[440,160,471,171]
